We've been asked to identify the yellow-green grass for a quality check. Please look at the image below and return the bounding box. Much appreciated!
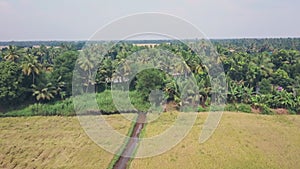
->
[0,115,132,169]
[131,112,300,169]
[1,113,300,169]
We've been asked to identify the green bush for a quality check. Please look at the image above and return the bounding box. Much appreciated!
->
[95,90,150,113]
[198,106,209,112]
[198,105,227,112]
[237,104,252,113]
[288,109,297,115]
[225,104,238,112]
[259,104,274,115]
[224,104,252,113]
[1,98,75,117]
[210,105,226,112]
[1,90,151,117]
[198,104,249,113]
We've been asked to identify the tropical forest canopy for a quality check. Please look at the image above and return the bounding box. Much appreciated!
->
[0,38,300,116]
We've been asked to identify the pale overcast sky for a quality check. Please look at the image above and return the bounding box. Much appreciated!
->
[0,0,299,40]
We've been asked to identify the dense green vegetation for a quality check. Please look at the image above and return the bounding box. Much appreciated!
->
[1,38,300,116]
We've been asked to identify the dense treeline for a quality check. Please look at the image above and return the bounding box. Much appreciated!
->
[0,41,85,50]
[0,38,300,116]
[1,38,300,50]
[212,38,300,51]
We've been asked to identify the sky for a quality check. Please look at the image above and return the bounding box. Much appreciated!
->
[0,0,299,41]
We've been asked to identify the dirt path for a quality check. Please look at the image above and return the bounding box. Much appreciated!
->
[113,113,146,169]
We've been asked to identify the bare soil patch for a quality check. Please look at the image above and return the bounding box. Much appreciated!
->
[272,108,289,115]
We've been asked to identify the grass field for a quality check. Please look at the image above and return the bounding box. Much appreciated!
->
[0,115,132,169]
[1,112,300,169]
[132,112,300,169]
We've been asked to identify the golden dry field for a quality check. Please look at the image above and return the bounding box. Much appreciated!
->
[0,115,132,169]
[1,112,300,169]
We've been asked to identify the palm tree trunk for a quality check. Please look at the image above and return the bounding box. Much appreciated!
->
[32,73,35,85]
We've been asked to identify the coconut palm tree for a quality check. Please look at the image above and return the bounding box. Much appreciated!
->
[54,76,66,100]
[78,53,95,71]
[3,45,23,62]
[21,54,42,85]
[77,50,98,92]
[32,83,57,102]
[48,46,61,64]
[253,52,274,77]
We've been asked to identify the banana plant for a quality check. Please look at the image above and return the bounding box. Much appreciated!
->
[273,90,295,109]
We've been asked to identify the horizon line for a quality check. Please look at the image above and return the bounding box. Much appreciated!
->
[1,36,300,42]
[0,36,300,42]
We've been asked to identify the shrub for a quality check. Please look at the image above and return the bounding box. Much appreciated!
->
[198,106,209,112]
[225,104,238,112]
[1,98,75,117]
[237,104,252,113]
[224,104,252,113]
[259,104,274,115]
[198,105,227,112]
[288,109,297,115]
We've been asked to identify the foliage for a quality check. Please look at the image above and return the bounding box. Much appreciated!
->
[259,104,274,115]
[259,78,272,94]
[1,39,300,115]
[32,83,57,102]
[135,69,166,101]
[21,54,42,85]
[1,90,149,117]
[1,98,74,117]
[236,104,252,113]
[51,51,78,96]
[224,104,252,113]
[0,61,26,108]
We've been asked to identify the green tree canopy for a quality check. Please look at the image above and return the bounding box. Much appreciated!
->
[52,51,79,96]
[135,69,166,101]
[0,61,26,108]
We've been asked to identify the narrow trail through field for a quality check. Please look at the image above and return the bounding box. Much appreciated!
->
[112,113,146,169]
